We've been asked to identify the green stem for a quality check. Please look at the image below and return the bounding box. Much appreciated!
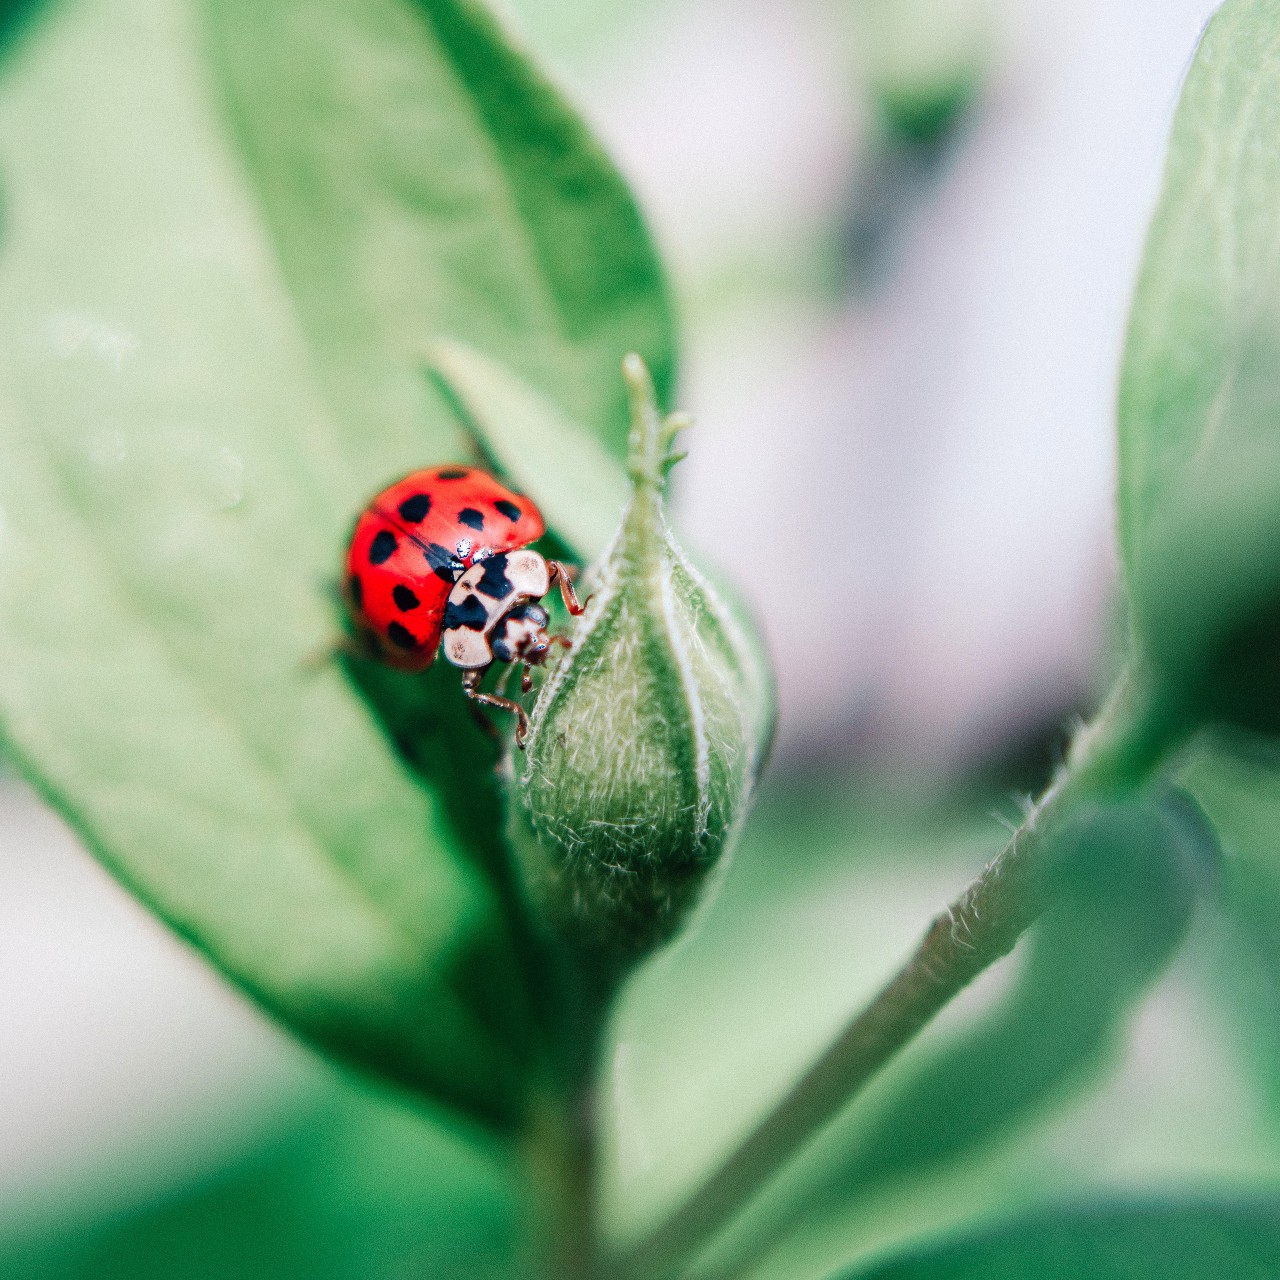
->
[523,1086,598,1280]
[526,956,619,1280]
[558,1083,602,1280]
[616,666,1184,1280]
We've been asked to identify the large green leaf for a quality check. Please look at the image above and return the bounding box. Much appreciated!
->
[1117,0,1280,729]
[838,1199,1280,1280]
[205,0,675,457]
[0,0,673,1127]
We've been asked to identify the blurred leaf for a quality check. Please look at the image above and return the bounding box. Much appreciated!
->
[0,1084,523,1280]
[603,776,1009,1248]
[1183,739,1280,1125]
[0,0,672,1127]
[828,790,1212,1184]
[836,1198,1280,1280]
[1117,0,1280,731]
[694,789,1214,1278]
[850,0,992,141]
[429,337,629,561]
[0,0,40,53]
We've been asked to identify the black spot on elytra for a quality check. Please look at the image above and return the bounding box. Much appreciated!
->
[436,468,469,480]
[494,499,521,522]
[369,529,397,565]
[476,554,514,601]
[443,594,489,632]
[457,507,486,531]
[423,541,459,583]
[398,493,432,522]
[392,583,420,612]
[386,621,418,651]
[348,574,363,608]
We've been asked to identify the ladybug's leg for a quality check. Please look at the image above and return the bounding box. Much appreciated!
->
[461,669,502,742]
[462,668,531,747]
[547,561,589,616]
[521,664,534,695]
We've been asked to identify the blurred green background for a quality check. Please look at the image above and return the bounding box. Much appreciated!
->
[5,1,1280,1279]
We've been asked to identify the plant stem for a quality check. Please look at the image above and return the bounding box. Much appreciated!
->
[524,1086,598,1280]
[616,667,1182,1280]
[559,1083,602,1279]
[527,957,620,1280]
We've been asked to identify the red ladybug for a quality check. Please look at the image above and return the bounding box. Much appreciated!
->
[345,465,583,743]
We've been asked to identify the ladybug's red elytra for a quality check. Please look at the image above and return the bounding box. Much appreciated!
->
[345,465,584,744]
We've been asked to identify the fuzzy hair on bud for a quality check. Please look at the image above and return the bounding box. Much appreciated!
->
[512,356,772,973]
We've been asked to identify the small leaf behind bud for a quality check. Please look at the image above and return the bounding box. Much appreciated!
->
[514,356,772,971]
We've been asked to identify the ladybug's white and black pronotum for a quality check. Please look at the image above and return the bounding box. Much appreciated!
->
[344,465,584,745]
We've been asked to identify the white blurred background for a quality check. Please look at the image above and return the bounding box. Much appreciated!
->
[0,0,1231,1242]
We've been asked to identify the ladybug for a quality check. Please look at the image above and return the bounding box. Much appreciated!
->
[344,464,584,744]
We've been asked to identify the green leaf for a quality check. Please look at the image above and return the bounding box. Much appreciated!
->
[0,0,39,51]
[837,1198,1280,1280]
[0,1083,522,1280]
[428,337,629,561]
[0,0,673,1126]
[1183,739,1280,1126]
[205,0,675,458]
[1118,0,1280,730]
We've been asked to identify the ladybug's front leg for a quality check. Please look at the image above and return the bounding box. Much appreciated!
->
[547,560,589,616]
[461,668,531,747]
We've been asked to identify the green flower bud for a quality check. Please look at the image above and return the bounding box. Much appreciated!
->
[512,356,773,973]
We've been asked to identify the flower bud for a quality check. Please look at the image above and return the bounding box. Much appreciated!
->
[512,356,772,972]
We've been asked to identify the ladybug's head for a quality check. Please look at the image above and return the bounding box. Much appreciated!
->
[491,602,554,666]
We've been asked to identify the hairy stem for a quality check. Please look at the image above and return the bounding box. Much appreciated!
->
[617,667,1182,1280]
